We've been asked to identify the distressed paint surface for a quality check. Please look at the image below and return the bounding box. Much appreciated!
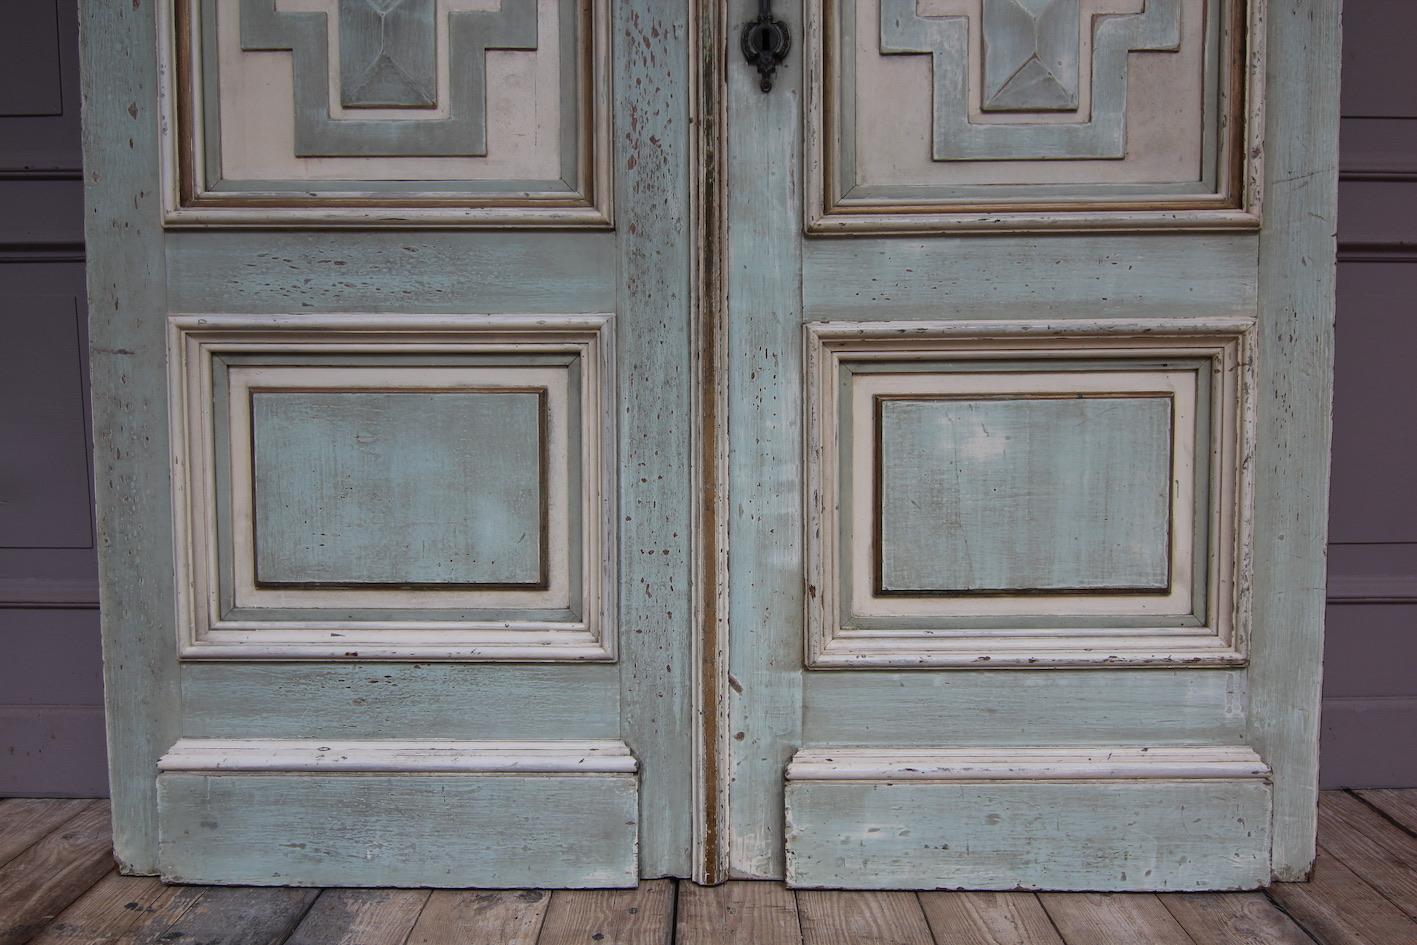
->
[1248,0,1341,881]
[878,396,1171,593]
[80,0,178,875]
[785,779,1272,890]
[981,0,1080,112]
[157,773,638,887]
[339,0,439,109]
[251,390,543,586]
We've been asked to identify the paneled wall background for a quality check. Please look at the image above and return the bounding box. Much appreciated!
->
[0,0,1412,795]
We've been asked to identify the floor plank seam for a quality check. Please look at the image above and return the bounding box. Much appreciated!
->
[1348,788,1417,842]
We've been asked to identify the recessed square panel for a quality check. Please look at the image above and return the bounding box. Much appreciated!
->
[877,394,1172,595]
[805,318,1255,667]
[169,314,616,661]
[251,388,546,588]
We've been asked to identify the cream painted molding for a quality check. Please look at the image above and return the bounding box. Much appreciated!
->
[167,313,617,661]
[803,317,1257,668]
[786,746,1271,781]
[159,739,639,774]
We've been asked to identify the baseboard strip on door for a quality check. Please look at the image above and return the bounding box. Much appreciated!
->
[784,746,1273,891]
[154,739,639,888]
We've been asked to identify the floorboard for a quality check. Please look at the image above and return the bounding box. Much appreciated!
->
[676,880,801,945]
[0,799,95,869]
[0,801,114,945]
[917,891,1063,945]
[25,871,196,945]
[406,890,550,945]
[1159,892,1315,945]
[535,880,675,945]
[1316,790,1417,918]
[796,891,934,945]
[1356,789,1417,836]
[284,889,430,945]
[129,886,320,945]
[1267,848,1417,945]
[1038,893,1193,945]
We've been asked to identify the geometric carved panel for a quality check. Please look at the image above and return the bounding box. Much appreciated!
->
[159,0,611,226]
[168,314,616,660]
[808,0,1264,232]
[804,317,1255,666]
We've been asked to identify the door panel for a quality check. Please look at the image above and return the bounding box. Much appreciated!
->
[724,0,1338,889]
[83,0,694,884]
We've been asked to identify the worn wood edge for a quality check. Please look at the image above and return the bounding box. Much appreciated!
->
[1248,0,1341,884]
[786,746,1270,781]
[156,738,639,773]
[689,0,731,887]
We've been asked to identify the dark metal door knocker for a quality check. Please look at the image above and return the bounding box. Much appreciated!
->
[741,0,791,93]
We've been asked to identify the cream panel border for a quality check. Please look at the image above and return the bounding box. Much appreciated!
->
[168,313,617,661]
[156,0,613,227]
[804,0,1266,233]
[803,317,1256,667]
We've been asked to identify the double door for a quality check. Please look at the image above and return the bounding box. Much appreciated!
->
[82,0,1339,888]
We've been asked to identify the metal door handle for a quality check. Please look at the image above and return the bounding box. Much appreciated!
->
[741,0,791,93]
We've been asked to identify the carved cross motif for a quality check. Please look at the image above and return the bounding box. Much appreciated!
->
[981,0,1080,111]
[339,0,439,109]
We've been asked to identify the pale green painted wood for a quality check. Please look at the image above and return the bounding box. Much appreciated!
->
[725,0,805,880]
[981,0,1079,112]
[251,390,543,586]
[784,779,1271,890]
[614,0,695,878]
[180,663,622,740]
[165,231,618,315]
[157,773,638,887]
[339,0,438,109]
[879,396,1171,593]
[1248,0,1342,882]
[80,0,178,875]
[802,234,1259,321]
[803,670,1248,747]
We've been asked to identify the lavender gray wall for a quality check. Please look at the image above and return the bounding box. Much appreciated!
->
[0,1,1412,796]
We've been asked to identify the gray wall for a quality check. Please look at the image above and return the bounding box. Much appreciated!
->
[1,0,1412,796]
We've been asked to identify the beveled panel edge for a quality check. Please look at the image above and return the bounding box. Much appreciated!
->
[786,745,1270,781]
[802,0,1267,234]
[166,312,618,661]
[802,316,1257,668]
[158,737,638,773]
[155,0,614,228]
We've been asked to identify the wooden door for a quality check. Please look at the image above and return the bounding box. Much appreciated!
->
[82,0,695,886]
[716,0,1341,888]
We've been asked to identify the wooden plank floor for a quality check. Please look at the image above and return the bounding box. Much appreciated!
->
[1,791,1414,945]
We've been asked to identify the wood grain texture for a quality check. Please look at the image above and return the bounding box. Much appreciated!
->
[27,871,197,945]
[802,235,1259,320]
[79,0,180,875]
[1315,790,1417,916]
[0,798,94,868]
[675,881,801,945]
[406,890,550,945]
[1357,788,1417,834]
[796,891,933,945]
[1158,892,1314,945]
[1246,0,1343,882]
[785,780,1271,890]
[284,889,431,945]
[130,886,320,945]
[613,0,695,880]
[917,891,1063,945]
[156,773,638,887]
[724,0,805,881]
[1039,893,1193,945]
[166,232,618,315]
[802,669,1248,747]
[537,881,675,945]
[1267,849,1417,945]
[0,802,115,945]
